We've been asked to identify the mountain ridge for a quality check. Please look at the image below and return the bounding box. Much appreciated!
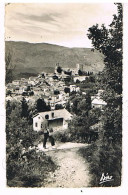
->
[5,41,104,79]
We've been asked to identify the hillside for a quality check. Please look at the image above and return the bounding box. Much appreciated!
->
[5,41,104,79]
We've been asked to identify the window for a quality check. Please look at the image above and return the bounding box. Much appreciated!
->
[45,114,49,119]
[52,112,54,118]
[35,122,38,127]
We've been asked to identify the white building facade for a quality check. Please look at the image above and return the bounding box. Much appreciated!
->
[33,109,72,132]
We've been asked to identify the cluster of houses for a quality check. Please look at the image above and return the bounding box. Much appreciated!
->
[6,64,86,103]
[6,63,107,132]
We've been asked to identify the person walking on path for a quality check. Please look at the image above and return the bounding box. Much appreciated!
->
[42,119,49,149]
[49,128,55,147]
[43,129,49,149]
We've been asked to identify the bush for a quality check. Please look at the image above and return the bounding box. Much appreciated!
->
[7,148,57,187]
[53,130,70,142]
[6,100,57,187]
[79,139,122,187]
[20,175,43,187]
[55,104,63,110]
[53,129,89,143]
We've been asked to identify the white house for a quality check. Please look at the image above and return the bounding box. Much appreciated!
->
[12,80,21,85]
[70,85,80,93]
[28,80,36,86]
[92,98,107,109]
[33,108,72,132]
[73,76,86,83]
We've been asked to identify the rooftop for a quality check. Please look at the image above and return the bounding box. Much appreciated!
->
[34,108,72,121]
[92,98,107,105]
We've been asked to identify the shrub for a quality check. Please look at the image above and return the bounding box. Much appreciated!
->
[53,130,70,142]
[7,147,57,187]
[79,139,122,187]
[6,100,57,187]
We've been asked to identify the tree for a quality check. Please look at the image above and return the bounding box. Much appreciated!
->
[55,104,63,110]
[87,3,122,95]
[64,87,70,93]
[5,51,15,83]
[6,90,12,96]
[89,75,95,83]
[87,3,122,137]
[65,101,71,112]
[89,108,102,126]
[64,70,72,76]
[85,93,91,113]
[21,97,29,118]
[77,99,87,114]
[76,79,80,83]
[69,115,90,142]
[36,98,51,112]
[71,96,81,115]
[52,75,58,80]
[54,90,60,95]
[29,91,34,96]
[56,66,62,74]
[86,3,122,186]
[78,69,83,76]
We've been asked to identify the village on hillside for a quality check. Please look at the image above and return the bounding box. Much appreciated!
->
[6,63,107,133]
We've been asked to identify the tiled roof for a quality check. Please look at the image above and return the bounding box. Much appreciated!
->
[34,108,72,121]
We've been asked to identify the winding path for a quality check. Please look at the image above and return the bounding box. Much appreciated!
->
[38,142,92,188]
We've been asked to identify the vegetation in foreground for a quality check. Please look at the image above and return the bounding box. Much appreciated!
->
[79,139,121,187]
[78,3,122,187]
[6,100,57,187]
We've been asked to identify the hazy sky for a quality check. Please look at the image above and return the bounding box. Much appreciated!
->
[5,3,117,48]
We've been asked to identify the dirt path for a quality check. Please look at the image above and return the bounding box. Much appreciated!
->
[38,142,92,188]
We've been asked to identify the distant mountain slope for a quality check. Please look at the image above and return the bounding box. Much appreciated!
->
[5,41,104,78]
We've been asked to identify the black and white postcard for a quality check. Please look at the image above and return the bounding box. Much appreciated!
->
[0,0,128,194]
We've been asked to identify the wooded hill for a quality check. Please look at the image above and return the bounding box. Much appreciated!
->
[5,41,104,79]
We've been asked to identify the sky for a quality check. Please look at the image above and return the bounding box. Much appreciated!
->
[5,3,117,48]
